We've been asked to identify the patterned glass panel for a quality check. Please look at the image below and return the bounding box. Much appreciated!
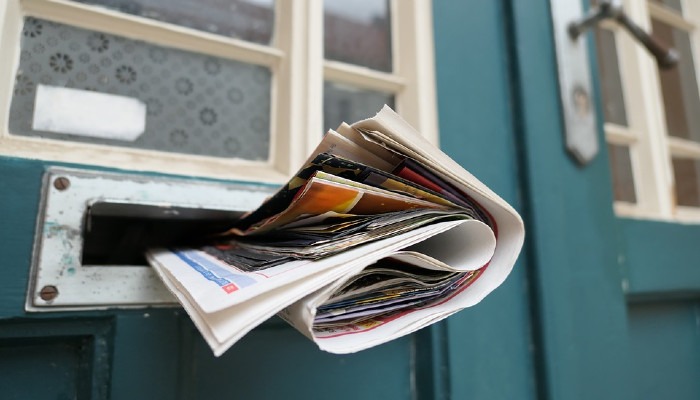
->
[672,157,700,207]
[595,28,628,126]
[652,19,700,143]
[72,0,275,44]
[10,18,271,160]
[607,144,637,203]
[323,81,394,132]
[324,0,392,72]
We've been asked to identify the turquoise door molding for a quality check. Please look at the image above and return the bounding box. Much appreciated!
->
[505,1,633,398]
[432,1,536,398]
[0,0,536,393]
[0,1,532,399]
[510,0,700,398]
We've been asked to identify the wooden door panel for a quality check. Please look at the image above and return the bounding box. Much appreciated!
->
[179,321,412,399]
[0,319,112,400]
[433,1,536,398]
[629,301,700,399]
[109,312,181,399]
[0,1,540,399]
[620,219,700,297]
[1,338,89,400]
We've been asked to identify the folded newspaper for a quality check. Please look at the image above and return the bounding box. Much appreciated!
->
[147,106,524,356]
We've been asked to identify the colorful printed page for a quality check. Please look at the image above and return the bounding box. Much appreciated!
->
[147,105,523,356]
[244,172,450,235]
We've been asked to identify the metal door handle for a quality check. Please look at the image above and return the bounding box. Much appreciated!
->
[568,1,679,69]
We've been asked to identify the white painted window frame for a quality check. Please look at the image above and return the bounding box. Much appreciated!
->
[0,0,438,183]
[603,0,700,222]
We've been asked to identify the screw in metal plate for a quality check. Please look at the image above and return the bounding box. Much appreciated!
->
[39,285,59,301]
[53,176,70,191]
[572,86,591,117]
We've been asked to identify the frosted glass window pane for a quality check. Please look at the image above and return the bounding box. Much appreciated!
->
[595,28,628,126]
[608,144,637,203]
[652,19,700,143]
[72,0,275,44]
[10,18,271,160]
[323,82,394,132]
[324,0,392,72]
[672,157,700,207]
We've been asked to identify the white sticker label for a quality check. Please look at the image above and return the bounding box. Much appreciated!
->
[32,85,146,142]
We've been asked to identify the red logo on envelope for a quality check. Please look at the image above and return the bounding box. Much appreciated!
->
[222,284,238,293]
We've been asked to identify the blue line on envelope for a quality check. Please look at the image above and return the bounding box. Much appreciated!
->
[174,250,257,289]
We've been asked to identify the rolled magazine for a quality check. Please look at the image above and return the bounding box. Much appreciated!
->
[147,106,524,356]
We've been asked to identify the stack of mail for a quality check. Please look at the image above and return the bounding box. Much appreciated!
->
[147,106,524,356]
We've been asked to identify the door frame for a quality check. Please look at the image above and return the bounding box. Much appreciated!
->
[507,1,633,399]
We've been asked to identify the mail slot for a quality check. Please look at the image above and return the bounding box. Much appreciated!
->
[26,167,275,311]
[82,202,243,266]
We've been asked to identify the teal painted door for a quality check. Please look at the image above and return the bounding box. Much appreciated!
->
[511,0,700,398]
[0,1,535,398]
[6,1,694,399]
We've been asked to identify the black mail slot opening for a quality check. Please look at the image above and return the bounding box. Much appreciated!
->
[82,202,244,266]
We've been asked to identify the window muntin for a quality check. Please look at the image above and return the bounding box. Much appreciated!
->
[650,0,682,13]
[595,22,640,206]
[71,0,275,44]
[672,157,700,206]
[323,0,392,72]
[323,81,394,132]
[608,143,638,203]
[595,0,700,221]
[0,0,436,182]
[10,17,271,160]
[322,0,397,131]
[652,17,700,143]
[596,28,629,126]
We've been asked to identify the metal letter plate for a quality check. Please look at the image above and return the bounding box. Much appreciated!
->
[550,0,605,165]
[27,167,275,311]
